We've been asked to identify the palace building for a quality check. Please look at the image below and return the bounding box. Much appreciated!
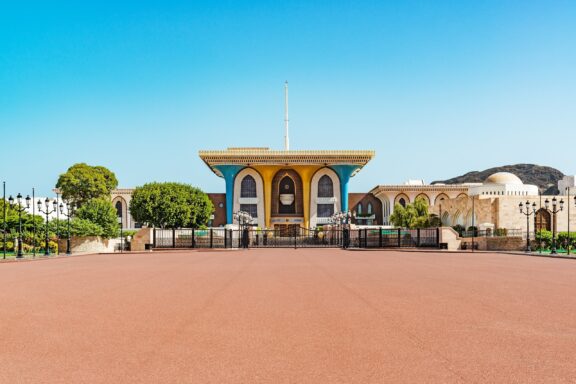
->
[198,147,374,232]
[110,164,575,236]
[109,153,576,239]
[107,82,575,236]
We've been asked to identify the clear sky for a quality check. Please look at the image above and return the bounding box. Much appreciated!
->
[1,0,575,197]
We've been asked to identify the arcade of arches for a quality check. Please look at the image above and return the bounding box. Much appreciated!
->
[113,149,575,234]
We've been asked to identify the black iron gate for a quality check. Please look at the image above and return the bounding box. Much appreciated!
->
[248,227,345,248]
[153,227,439,249]
[356,228,440,249]
[153,228,232,249]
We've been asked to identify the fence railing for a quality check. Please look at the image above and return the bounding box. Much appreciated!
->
[152,227,440,249]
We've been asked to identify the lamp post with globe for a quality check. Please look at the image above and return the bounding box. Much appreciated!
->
[233,211,254,248]
[8,193,31,258]
[37,198,58,256]
[59,201,74,255]
[330,210,354,249]
[519,200,536,253]
[545,197,564,254]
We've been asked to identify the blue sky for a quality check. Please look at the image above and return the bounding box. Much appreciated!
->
[1,0,575,197]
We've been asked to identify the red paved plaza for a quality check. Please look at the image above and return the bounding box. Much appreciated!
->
[1,249,575,383]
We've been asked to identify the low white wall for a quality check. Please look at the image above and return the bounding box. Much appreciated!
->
[440,227,462,251]
[58,236,121,254]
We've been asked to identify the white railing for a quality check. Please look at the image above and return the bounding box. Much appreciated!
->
[238,197,259,204]
[315,197,337,204]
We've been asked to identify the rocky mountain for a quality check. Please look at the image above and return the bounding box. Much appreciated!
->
[432,164,564,195]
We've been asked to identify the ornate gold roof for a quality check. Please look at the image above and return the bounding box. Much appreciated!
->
[199,148,375,175]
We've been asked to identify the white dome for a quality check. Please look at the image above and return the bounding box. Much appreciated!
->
[484,172,523,185]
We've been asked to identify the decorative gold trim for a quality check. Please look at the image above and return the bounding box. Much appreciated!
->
[199,149,375,169]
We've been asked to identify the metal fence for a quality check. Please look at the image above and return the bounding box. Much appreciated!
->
[153,227,440,249]
[153,228,232,249]
[356,228,440,248]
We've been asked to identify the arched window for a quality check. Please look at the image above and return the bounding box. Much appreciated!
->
[279,176,296,214]
[279,176,295,194]
[367,202,373,214]
[115,201,123,218]
[357,203,363,215]
[317,175,334,197]
[240,175,257,198]
[399,198,406,207]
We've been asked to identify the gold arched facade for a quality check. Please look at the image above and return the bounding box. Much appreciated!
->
[271,169,304,217]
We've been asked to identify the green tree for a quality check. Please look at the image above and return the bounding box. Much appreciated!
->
[49,218,105,237]
[1,199,44,240]
[389,203,413,228]
[1,199,61,251]
[75,198,119,238]
[130,182,214,228]
[429,214,441,227]
[389,197,432,229]
[55,163,118,206]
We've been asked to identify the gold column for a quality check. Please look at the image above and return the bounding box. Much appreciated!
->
[293,165,321,229]
[253,166,280,228]
[254,165,321,229]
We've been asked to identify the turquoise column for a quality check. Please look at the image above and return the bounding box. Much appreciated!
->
[214,165,245,225]
[331,165,360,213]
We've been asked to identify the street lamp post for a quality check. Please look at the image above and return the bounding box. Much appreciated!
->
[8,193,31,258]
[3,181,6,260]
[233,211,254,248]
[233,211,254,227]
[330,210,353,249]
[56,192,60,255]
[32,188,36,257]
[330,210,354,225]
[574,195,576,251]
[37,198,57,256]
[519,200,536,253]
[545,197,564,255]
[471,195,475,253]
[568,187,572,255]
[572,193,576,255]
[118,216,123,253]
[59,201,74,255]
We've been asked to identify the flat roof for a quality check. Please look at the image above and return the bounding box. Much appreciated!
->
[199,148,375,176]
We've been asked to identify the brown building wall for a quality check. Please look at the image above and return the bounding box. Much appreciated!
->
[349,193,383,225]
[208,193,227,227]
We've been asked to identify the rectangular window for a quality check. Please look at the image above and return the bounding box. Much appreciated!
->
[317,204,334,218]
[240,204,258,218]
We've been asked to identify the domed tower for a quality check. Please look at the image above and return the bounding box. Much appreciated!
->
[469,172,538,197]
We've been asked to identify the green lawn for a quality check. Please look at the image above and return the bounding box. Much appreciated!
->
[533,248,575,255]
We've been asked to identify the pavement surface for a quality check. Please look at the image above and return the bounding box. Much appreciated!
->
[0,249,575,384]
